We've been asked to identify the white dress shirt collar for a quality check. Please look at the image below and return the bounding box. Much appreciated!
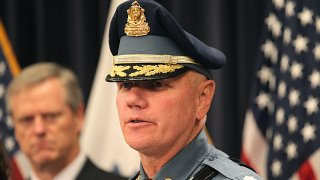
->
[30,150,86,180]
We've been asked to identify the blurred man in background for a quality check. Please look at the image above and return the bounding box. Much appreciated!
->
[6,62,125,180]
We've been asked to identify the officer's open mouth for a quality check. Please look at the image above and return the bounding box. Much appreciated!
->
[130,120,144,123]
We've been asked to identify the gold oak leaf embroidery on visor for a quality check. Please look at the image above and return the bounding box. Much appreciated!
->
[129,64,184,77]
[110,65,131,77]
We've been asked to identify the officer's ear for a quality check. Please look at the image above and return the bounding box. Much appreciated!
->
[196,79,215,120]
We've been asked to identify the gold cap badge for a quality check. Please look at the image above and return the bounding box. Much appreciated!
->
[124,1,150,36]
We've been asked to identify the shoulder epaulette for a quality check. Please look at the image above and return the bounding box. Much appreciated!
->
[191,165,219,180]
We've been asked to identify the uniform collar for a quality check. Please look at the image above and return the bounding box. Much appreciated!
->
[137,130,211,180]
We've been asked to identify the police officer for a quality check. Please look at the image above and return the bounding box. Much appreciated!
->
[106,0,262,179]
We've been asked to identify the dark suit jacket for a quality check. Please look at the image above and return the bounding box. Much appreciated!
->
[76,158,127,180]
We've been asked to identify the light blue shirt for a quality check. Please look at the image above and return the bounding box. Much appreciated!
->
[131,130,262,180]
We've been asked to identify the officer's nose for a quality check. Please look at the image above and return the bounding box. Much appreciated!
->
[125,86,148,110]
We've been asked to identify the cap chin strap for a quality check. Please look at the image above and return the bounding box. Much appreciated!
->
[113,54,199,65]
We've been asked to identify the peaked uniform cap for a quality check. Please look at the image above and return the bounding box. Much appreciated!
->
[106,0,226,82]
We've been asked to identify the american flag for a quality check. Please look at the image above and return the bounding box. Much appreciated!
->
[0,20,30,180]
[241,0,320,179]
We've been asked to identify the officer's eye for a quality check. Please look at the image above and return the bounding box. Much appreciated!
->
[122,82,133,89]
[154,81,163,87]
[148,81,163,89]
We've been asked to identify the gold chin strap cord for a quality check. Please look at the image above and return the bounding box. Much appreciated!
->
[113,54,199,65]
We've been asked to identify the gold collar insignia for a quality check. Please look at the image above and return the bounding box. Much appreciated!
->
[124,1,150,36]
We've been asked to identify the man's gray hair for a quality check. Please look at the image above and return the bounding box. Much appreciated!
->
[5,62,83,114]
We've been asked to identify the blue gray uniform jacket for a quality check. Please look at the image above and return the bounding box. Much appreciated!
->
[130,130,262,180]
